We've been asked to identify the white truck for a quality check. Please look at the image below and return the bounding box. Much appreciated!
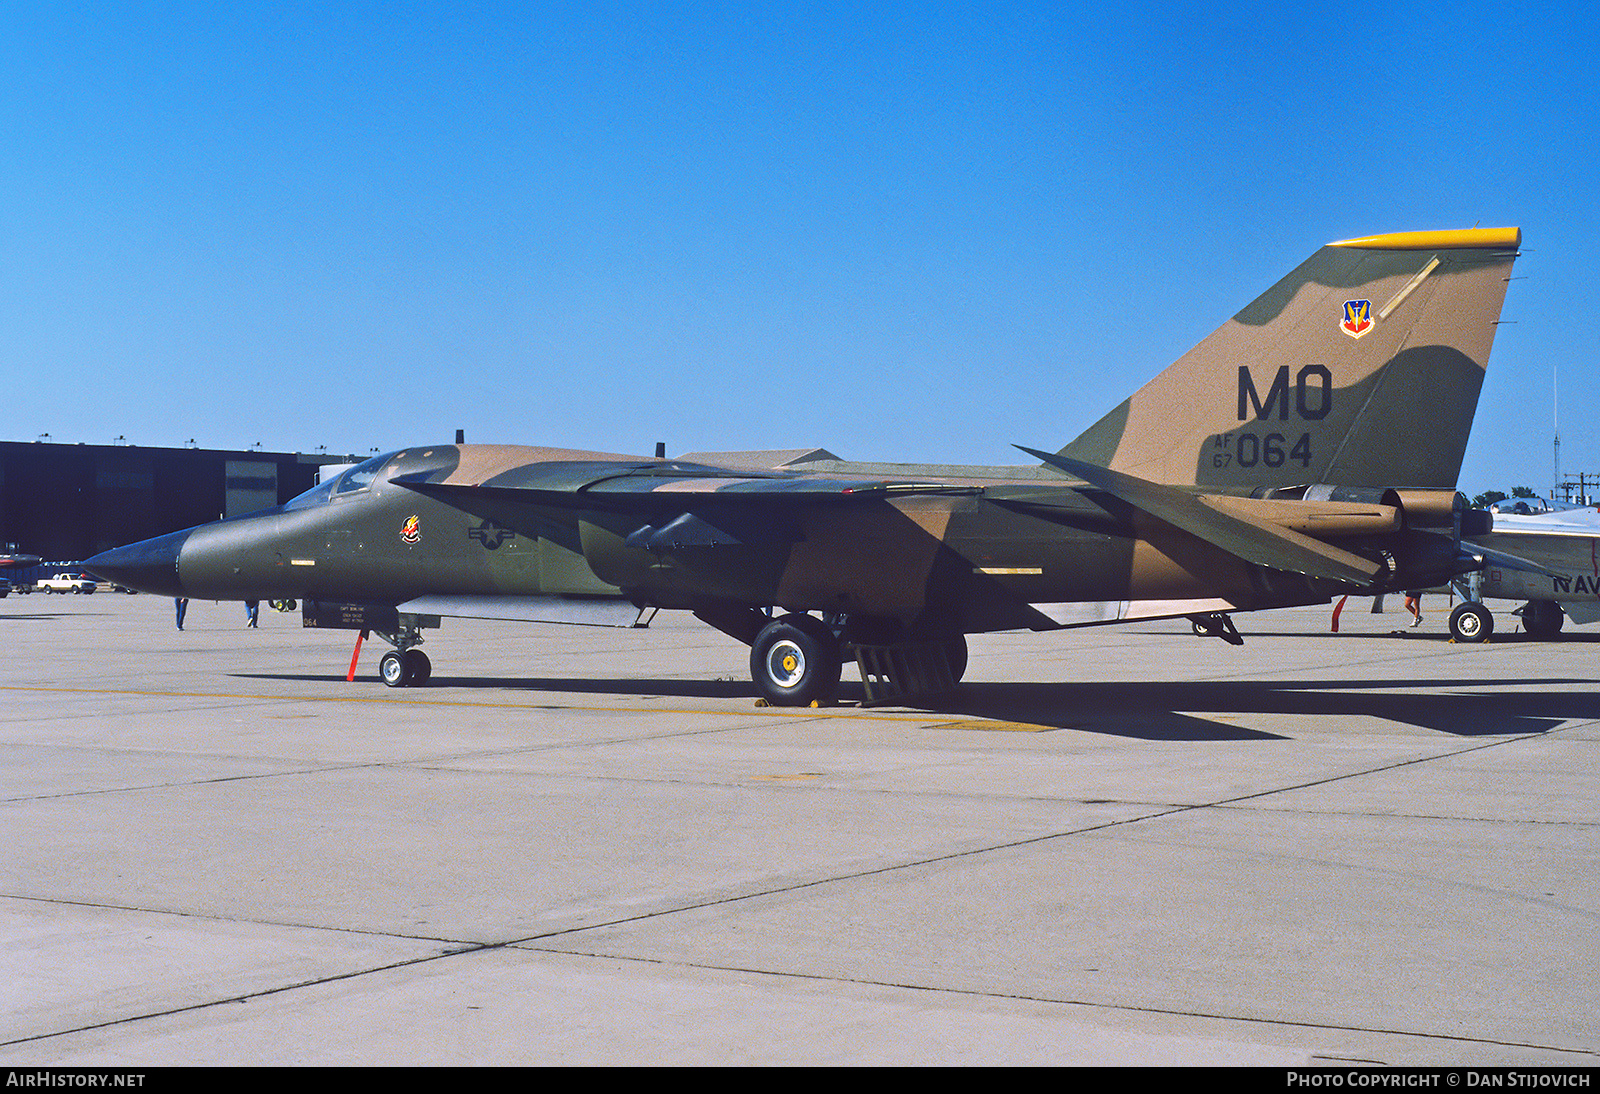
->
[35,572,97,594]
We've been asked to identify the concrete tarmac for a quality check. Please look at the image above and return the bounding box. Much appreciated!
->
[1,593,1595,1065]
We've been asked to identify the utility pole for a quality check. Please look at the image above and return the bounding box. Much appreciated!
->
[1553,364,1561,500]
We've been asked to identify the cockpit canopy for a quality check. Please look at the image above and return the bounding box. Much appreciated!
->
[283,451,399,511]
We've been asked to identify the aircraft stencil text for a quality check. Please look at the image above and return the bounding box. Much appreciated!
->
[1237,364,1332,421]
[1211,431,1313,469]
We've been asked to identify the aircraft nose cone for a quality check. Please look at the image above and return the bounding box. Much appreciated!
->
[84,528,194,597]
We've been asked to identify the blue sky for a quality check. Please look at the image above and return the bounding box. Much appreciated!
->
[1,1,1594,497]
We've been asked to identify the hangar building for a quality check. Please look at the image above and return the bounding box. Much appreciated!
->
[0,441,354,564]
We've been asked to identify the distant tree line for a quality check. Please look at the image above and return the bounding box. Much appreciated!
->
[1469,485,1539,509]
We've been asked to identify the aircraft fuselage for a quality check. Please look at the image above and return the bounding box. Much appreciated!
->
[115,444,1338,638]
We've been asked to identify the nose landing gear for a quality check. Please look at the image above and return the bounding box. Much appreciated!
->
[374,621,432,687]
[378,646,432,687]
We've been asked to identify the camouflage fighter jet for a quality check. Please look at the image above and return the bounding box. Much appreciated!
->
[87,227,1521,703]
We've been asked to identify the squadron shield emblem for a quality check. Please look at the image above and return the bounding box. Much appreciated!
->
[400,515,421,544]
[1341,299,1373,338]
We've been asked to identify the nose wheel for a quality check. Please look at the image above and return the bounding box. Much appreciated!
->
[1448,602,1493,643]
[378,647,432,687]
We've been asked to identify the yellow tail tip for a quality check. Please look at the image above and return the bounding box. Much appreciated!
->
[1330,227,1521,251]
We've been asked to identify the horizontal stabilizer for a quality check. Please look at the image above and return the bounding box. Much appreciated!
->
[1019,447,1382,586]
[1462,544,1567,580]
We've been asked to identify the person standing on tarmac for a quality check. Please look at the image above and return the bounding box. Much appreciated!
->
[1404,590,1424,628]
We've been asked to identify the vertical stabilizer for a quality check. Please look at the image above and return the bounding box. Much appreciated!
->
[1059,228,1521,489]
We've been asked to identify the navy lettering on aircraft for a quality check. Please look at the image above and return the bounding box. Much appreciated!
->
[1236,365,1332,422]
[1553,574,1598,596]
[468,520,514,550]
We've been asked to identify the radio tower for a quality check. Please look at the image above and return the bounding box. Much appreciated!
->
[1553,365,1561,501]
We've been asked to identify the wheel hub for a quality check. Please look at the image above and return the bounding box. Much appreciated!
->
[767,640,806,689]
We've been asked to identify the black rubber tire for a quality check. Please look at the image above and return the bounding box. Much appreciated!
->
[379,649,411,687]
[1449,602,1493,643]
[750,613,842,706]
[1522,600,1565,639]
[944,634,968,685]
[403,649,432,686]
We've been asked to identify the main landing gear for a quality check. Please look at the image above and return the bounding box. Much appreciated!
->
[750,613,842,706]
[1520,599,1565,638]
[1451,599,1566,642]
[745,611,970,707]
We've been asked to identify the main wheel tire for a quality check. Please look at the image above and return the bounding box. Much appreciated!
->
[1522,600,1565,638]
[750,613,842,706]
[403,648,432,686]
[943,634,968,685]
[1449,602,1493,643]
[379,649,411,687]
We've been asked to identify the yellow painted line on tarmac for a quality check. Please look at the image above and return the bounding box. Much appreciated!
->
[924,719,1058,732]
[0,684,959,725]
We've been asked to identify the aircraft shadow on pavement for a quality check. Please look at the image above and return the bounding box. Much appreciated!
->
[231,672,1592,742]
[1233,626,1600,644]
[235,672,761,701]
[915,678,1592,740]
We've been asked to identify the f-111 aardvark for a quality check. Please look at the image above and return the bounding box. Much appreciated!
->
[88,227,1521,704]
